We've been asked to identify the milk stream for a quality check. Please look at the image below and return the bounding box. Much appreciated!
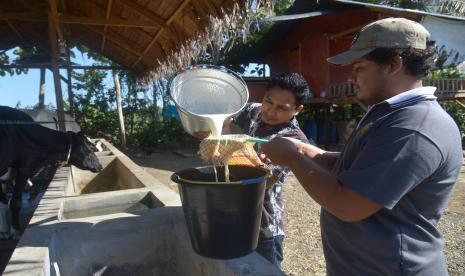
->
[200,114,231,182]
[212,139,220,182]
[201,114,228,139]
[224,139,230,182]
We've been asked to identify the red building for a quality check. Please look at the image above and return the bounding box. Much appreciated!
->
[241,0,465,104]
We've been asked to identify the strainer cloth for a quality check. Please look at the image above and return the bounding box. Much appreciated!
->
[198,135,263,167]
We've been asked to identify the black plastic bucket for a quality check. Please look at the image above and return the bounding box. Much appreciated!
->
[171,165,270,259]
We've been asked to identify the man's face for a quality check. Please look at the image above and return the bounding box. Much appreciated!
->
[260,87,303,126]
[348,57,389,105]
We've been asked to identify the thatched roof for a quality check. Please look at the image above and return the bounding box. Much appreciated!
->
[0,0,268,81]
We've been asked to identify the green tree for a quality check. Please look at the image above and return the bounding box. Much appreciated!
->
[0,46,43,77]
[197,0,294,75]
[72,68,117,137]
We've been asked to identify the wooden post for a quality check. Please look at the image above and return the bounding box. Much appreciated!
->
[113,70,126,149]
[66,47,74,116]
[38,68,46,109]
[48,10,66,131]
[324,34,331,149]
[325,34,331,93]
[67,67,74,115]
[152,81,159,120]
[324,104,331,150]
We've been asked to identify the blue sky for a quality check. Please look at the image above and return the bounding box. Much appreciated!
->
[1,66,63,108]
[0,48,99,108]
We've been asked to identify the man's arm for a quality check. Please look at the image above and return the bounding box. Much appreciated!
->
[261,138,382,222]
[262,127,445,222]
[296,141,340,172]
[288,151,382,222]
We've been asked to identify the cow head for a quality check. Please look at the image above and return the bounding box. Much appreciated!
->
[68,131,103,172]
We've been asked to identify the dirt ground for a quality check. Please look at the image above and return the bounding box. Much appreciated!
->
[127,148,465,276]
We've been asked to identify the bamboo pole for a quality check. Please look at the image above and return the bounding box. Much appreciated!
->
[113,70,126,149]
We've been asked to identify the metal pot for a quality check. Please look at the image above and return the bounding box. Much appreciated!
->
[170,65,249,136]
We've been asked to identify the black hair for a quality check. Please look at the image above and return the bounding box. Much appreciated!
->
[365,41,438,78]
[266,72,311,106]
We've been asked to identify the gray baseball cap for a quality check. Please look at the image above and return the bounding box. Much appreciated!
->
[327,17,430,65]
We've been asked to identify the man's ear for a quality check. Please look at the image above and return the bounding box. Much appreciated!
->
[294,105,304,116]
[388,55,404,76]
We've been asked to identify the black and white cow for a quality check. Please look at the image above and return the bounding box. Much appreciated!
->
[0,106,103,237]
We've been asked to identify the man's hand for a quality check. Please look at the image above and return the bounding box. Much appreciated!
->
[222,117,234,135]
[260,137,303,166]
[192,131,210,139]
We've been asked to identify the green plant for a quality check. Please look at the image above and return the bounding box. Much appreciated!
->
[429,67,465,79]
[430,65,465,145]
[296,106,315,126]
[333,105,350,121]
[130,118,196,153]
[440,100,465,145]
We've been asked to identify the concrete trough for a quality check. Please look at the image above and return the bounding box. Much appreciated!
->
[94,150,113,157]
[74,158,145,195]
[3,139,282,276]
[58,189,162,220]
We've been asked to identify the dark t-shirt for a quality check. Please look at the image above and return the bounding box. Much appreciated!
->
[233,103,311,238]
[324,88,463,275]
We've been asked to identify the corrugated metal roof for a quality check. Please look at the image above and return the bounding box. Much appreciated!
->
[329,0,465,22]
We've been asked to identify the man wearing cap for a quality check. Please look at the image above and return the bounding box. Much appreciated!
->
[261,18,463,275]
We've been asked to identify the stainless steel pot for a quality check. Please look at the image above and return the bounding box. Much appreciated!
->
[170,65,249,136]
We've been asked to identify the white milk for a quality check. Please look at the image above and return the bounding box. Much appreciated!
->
[223,139,230,182]
[212,139,221,182]
[213,165,219,183]
[224,161,230,182]
[198,114,234,182]
[200,114,229,138]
